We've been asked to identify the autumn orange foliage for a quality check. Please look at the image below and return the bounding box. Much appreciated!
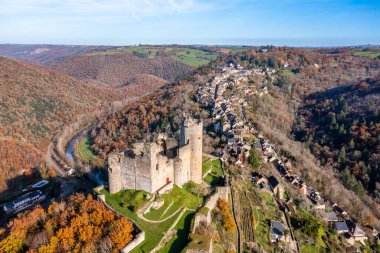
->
[217,198,236,232]
[0,193,134,253]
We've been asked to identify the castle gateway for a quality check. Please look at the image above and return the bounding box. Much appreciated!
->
[108,117,203,194]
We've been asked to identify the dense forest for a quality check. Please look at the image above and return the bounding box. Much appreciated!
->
[0,193,134,253]
[293,79,380,198]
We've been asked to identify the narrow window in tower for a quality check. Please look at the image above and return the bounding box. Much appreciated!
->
[156,163,159,170]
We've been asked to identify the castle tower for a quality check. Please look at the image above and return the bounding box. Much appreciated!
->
[108,154,123,194]
[180,117,203,184]
[174,144,191,187]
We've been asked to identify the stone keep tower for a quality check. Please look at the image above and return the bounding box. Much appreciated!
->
[108,154,123,194]
[180,117,203,184]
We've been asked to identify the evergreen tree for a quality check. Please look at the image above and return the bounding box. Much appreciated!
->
[249,148,261,169]
[349,139,355,149]
[338,147,346,165]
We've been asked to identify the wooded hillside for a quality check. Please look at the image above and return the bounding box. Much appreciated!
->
[50,54,194,87]
[293,79,380,198]
[0,56,164,192]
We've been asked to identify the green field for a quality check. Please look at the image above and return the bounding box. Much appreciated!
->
[224,46,249,54]
[89,46,219,66]
[170,48,218,67]
[77,135,95,164]
[352,50,380,59]
[203,159,224,187]
[144,185,202,221]
[89,46,159,58]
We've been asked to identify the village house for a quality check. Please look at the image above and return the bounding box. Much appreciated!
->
[333,204,348,217]
[346,220,368,245]
[268,175,284,199]
[324,212,339,224]
[336,222,349,234]
[251,172,268,186]
[270,221,289,243]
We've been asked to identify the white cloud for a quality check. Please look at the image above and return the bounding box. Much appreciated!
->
[0,0,217,19]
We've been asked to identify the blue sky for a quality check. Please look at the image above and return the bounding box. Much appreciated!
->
[0,0,379,46]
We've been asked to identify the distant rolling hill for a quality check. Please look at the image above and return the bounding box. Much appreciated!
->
[49,53,194,87]
[0,44,112,64]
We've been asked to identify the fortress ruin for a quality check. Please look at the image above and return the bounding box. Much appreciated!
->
[108,117,203,194]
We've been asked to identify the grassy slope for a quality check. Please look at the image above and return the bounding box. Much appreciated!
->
[101,189,180,253]
[144,185,202,221]
[102,185,202,253]
[204,159,224,187]
[202,156,212,176]
[158,210,195,253]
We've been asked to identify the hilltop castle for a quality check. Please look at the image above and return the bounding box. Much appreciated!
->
[108,117,203,194]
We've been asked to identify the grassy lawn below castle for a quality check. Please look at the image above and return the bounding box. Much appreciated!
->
[203,159,224,187]
[202,156,212,176]
[101,188,180,253]
[144,185,202,221]
[101,185,203,253]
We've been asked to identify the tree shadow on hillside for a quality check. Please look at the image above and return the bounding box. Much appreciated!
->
[167,212,195,253]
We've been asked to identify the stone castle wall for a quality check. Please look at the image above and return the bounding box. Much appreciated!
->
[174,144,191,187]
[150,142,175,193]
[108,117,203,194]
[181,118,203,184]
[108,154,123,194]
[121,143,152,192]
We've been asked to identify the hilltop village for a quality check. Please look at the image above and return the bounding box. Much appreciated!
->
[95,62,378,253]
[195,63,375,252]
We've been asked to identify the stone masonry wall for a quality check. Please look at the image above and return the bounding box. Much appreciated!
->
[174,144,191,187]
